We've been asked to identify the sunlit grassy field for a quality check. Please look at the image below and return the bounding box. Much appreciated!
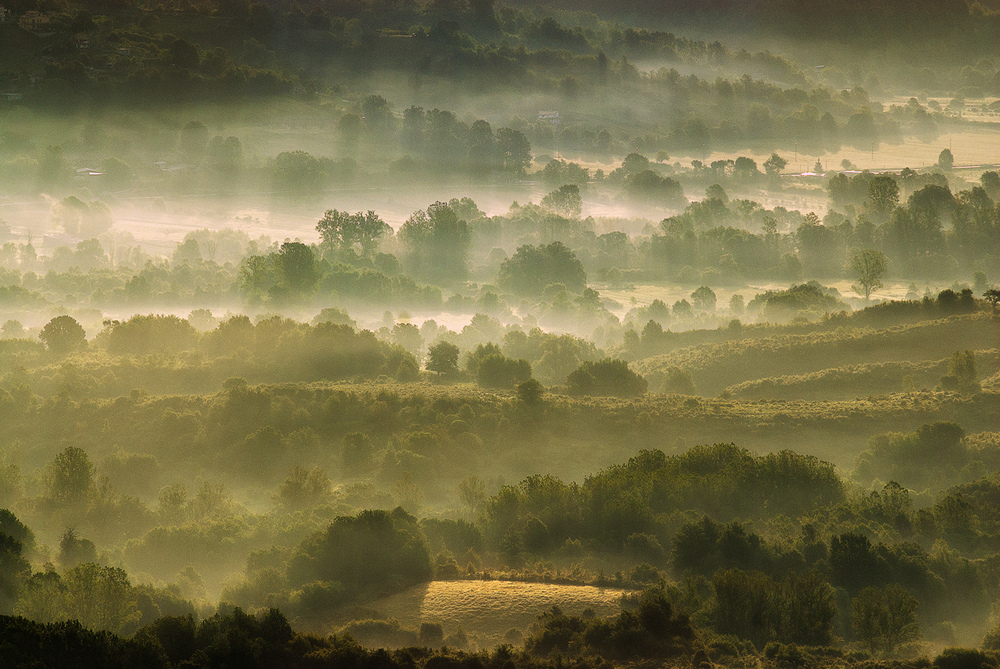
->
[364,580,633,647]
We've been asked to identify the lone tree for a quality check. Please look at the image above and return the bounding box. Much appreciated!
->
[39,315,86,355]
[937,148,954,171]
[426,341,460,377]
[850,249,889,299]
[984,288,1000,312]
[690,286,717,312]
[763,153,787,177]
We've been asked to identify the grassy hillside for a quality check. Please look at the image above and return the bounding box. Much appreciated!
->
[633,313,996,396]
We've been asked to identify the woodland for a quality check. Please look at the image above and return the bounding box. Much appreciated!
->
[1,0,1000,668]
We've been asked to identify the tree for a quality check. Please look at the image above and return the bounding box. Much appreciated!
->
[64,563,141,635]
[458,475,486,516]
[566,359,647,397]
[624,171,687,208]
[496,128,532,175]
[850,249,889,299]
[852,584,919,656]
[980,171,1000,200]
[690,286,717,311]
[426,341,460,377]
[783,570,837,646]
[985,288,1000,311]
[940,350,979,393]
[540,184,583,218]
[937,148,954,171]
[39,315,86,354]
[58,529,97,569]
[705,184,728,203]
[733,156,759,179]
[271,151,331,192]
[44,446,95,506]
[621,152,651,175]
[476,353,531,389]
[711,569,780,648]
[0,524,30,615]
[865,175,900,221]
[399,202,472,282]
[497,242,587,296]
[287,508,431,591]
[517,379,545,407]
[316,210,390,257]
[169,38,199,70]
[274,242,319,300]
[764,153,788,177]
[275,466,332,511]
[104,315,198,356]
[180,121,208,158]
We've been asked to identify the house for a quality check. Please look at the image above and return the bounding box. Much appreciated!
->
[73,33,90,49]
[19,10,49,31]
[538,111,561,127]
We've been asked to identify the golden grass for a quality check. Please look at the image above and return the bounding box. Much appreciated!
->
[363,579,632,647]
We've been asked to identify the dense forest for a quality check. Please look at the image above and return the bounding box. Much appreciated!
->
[1,0,999,667]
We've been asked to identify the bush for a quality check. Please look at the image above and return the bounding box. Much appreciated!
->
[933,648,999,669]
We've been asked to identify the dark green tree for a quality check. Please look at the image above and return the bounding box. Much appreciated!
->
[937,148,954,171]
[517,378,545,407]
[865,175,900,221]
[690,286,717,311]
[566,359,647,397]
[0,522,30,614]
[850,249,889,299]
[852,584,919,656]
[399,202,472,282]
[426,341,460,377]
[763,153,787,177]
[287,508,431,592]
[940,350,979,392]
[316,210,390,257]
[276,242,319,298]
[39,315,86,355]
[496,128,532,175]
[541,184,583,218]
[44,446,95,506]
[476,353,531,389]
[497,242,587,296]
